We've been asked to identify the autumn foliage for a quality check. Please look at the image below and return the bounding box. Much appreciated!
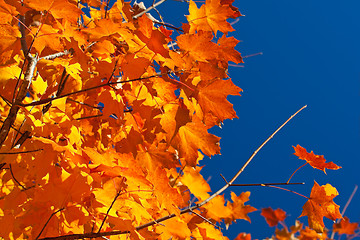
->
[0,0,358,239]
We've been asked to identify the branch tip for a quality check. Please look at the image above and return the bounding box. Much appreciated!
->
[219,174,228,184]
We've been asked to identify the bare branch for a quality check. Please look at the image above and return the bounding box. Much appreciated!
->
[39,49,74,61]
[133,0,168,19]
[193,105,308,208]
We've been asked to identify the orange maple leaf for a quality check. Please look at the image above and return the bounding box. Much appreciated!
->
[299,227,328,239]
[171,120,220,166]
[180,166,211,201]
[300,181,342,233]
[195,78,242,126]
[293,145,341,173]
[187,0,241,35]
[24,0,83,23]
[224,192,257,228]
[333,217,358,235]
[261,207,287,227]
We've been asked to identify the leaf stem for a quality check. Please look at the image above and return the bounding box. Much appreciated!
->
[266,185,309,199]
[287,162,308,183]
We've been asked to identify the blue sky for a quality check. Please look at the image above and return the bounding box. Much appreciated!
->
[155,0,360,238]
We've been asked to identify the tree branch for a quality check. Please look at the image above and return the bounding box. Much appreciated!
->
[0,54,39,149]
[38,105,307,240]
[192,105,307,208]
[133,0,168,19]
[39,49,74,61]
[20,72,168,108]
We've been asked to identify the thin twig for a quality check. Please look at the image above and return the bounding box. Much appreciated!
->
[330,185,358,239]
[242,52,263,59]
[265,185,309,199]
[12,15,28,103]
[231,182,304,187]
[107,59,119,84]
[43,69,70,114]
[0,119,24,135]
[75,114,103,121]
[0,94,12,107]
[98,191,122,233]
[189,208,221,230]
[9,164,26,190]
[194,105,307,208]
[20,72,169,107]
[287,162,308,183]
[219,174,228,184]
[154,20,184,32]
[38,105,307,240]
[67,98,103,110]
[35,208,65,240]
[341,185,358,217]
[0,148,43,155]
[104,0,111,19]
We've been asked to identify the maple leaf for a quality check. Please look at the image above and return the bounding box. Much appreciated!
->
[333,217,358,235]
[135,15,170,58]
[293,144,341,173]
[224,192,257,226]
[171,120,220,166]
[187,0,241,35]
[180,166,211,201]
[177,31,219,62]
[299,181,342,233]
[299,227,328,240]
[261,207,287,227]
[0,0,18,23]
[192,222,228,239]
[24,0,83,23]
[194,78,242,126]
[147,167,184,214]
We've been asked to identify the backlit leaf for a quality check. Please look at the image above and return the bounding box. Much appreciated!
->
[293,145,341,173]
[300,181,342,233]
